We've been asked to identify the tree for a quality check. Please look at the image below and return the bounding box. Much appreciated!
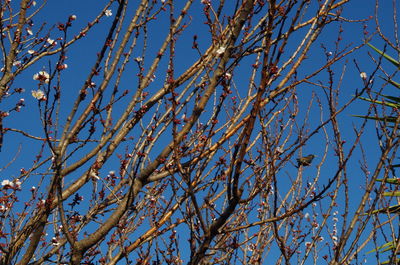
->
[354,3,400,263]
[0,0,382,264]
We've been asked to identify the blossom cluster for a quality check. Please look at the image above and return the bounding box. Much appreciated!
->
[33,71,50,84]
[1,179,21,190]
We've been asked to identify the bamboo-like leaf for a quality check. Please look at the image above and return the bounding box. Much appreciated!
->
[368,43,400,68]
[366,204,400,214]
[382,259,400,265]
[366,241,395,254]
[363,42,400,265]
[380,76,400,89]
[379,94,400,104]
[383,191,400,197]
[383,97,400,104]
[352,115,397,123]
[376,178,400,184]
[368,241,400,265]
[357,96,400,108]
[387,78,400,89]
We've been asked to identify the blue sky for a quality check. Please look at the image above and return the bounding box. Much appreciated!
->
[0,0,399,264]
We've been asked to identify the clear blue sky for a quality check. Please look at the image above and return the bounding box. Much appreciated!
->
[0,0,398,264]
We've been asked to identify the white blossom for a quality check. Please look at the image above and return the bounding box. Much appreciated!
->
[276,147,284,154]
[1,179,12,187]
[246,243,255,252]
[51,237,60,246]
[90,172,100,180]
[31,89,45,100]
[216,46,226,55]
[33,71,50,83]
[105,9,112,17]
[47,38,56,45]
[360,72,367,80]
[14,179,21,189]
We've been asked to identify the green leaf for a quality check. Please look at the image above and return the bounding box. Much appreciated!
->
[367,204,400,214]
[382,259,400,265]
[387,78,400,89]
[357,95,400,108]
[367,241,395,254]
[376,178,400,184]
[368,43,400,68]
[383,191,400,197]
[352,115,398,123]
[380,76,400,89]
[379,94,400,105]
